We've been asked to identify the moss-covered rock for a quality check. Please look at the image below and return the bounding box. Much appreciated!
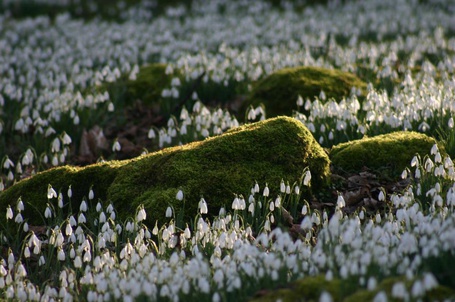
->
[97,63,182,121]
[344,276,455,302]
[249,275,354,302]
[244,66,367,118]
[330,131,442,178]
[0,116,330,226]
[250,275,455,302]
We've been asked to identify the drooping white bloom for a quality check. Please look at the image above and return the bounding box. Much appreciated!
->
[165,206,173,218]
[6,206,13,220]
[303,170,312,186]
[337,195,345,208]
[136,207,146,222]
[263,184,269,197]
[199,198,208,214]
[176,189,184,201]
[47,185,57,199]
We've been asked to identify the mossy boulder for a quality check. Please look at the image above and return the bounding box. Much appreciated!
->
[249,275,455,302]
[249,275,355,302]
[244,66,367,118]
[330,131,443,178]
[0,116,330,226]
[98,63,183,120]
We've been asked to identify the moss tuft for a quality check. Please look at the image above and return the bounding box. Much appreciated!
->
[0,117,330,226]
[330,131,443,178]
[244,66,367,118]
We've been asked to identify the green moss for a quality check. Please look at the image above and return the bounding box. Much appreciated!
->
[330,131,442,178]
[0,117,330,226]
[344,276,455,302]
[126,63,175,108]
[244,66,367,118]
[249,276,347,302]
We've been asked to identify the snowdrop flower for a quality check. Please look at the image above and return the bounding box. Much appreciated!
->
[47,185,57,199]
[199,198,208,214]
[448,117,454,129]
[78,213,86,224]
[301,205,308,215]
[319,291,332,302]
[3,156,14,169]
[44,205,53,219]
[80,200,88,212]
[378,190,385,201]
[136,207,146,222]
[112,140,121,152]
[296,95,304,107]
[15,213,23,224]
[263,184,269,197]
[58,193,64,208]
[6,206,13,220]
[303,170,311,186]
[165,206,173,218]
[423,273,438,290]
[58,249,66,261]
[269,201,275,212]
[337,194,345,208]
[88,188,94,200]
[68,185,73,198]
[62,132,72,145]
[391,282,408,299]
[300,216,312,230]
[176,189,184,201]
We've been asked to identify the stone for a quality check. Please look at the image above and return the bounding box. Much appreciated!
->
[330,131,443,178]
[0,116,330,226]
[243,66,367,118]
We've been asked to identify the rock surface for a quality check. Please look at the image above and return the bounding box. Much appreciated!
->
[244,66,367,118]
[330,131,443,179]
[0,116,330,226]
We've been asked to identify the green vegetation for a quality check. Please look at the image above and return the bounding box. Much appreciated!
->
[0,116,330,226]
[244,66,367,118]
[330,131,442,179]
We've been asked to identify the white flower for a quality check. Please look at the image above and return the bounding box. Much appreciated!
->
[337,195,345,208]
[391,282,407,299]
[295,185,300,195]
[47,185,57,199]
[136,207,146,222]
[296,94,304,106]
[280,179,285,193]
[58,193,64,208]
[68,185,73,198]
[15,213,23,224]
[263,184,269,197]
[88,188,94,200]
[3,156,14,169]
[80,200,88,212]
[423,273,438,290]
[319,291,332,302]
[44,206,52,219]
[300,216,312,230]
[58,249,66,261]
[449,117,454,129]
[378,190,385,201]
[165,206,173,218]
[199,198,208,214]
[17,199,24,212]
[112,140,121,152]
[303,170,312,186]
[6,206,13,220]
[62,132,72,145]
[176,189,184,201]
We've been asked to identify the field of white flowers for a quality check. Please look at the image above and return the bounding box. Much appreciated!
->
[1,0,455,301]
